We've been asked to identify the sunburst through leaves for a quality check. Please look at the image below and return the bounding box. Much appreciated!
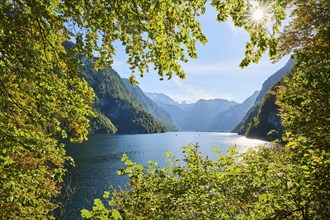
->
[247,1,273,31]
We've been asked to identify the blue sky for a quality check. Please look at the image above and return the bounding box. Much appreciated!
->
[112,4,289,103]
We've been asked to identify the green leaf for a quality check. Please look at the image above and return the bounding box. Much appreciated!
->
[103,191,110,199]
[300,165,309,170]
[109,199,116,207]
[111,209,122,220]
[81,209,92,219]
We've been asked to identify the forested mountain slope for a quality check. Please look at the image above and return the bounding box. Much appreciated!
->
[123,79,179,131]
[234,59,294,141]
[80,61,166,134]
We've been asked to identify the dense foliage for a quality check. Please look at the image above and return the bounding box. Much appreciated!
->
[277,43,330,149]
[0,2,95,218]
[1,0,222,217]
[89,111,117,134]
[82,144,329,219]
[0,0,214,217]
[274,7,330,217]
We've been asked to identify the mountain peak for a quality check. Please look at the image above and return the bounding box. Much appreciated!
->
[145,92,179,105]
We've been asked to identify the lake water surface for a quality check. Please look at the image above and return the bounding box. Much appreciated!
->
[61,132,267,219]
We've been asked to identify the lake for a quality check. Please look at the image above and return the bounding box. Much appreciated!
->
[60,132,267,219]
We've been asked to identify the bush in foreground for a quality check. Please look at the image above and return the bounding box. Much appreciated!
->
[81,143,329,220]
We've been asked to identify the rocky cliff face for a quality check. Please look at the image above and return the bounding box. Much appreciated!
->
[244,92,284,141]
[81,63,166,134]
[254,59,294,104]
[234,59,294,141]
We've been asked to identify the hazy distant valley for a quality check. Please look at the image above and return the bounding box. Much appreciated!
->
[82,58,294,142]
[146,92,258,132]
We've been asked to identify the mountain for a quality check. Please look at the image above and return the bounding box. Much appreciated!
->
[254,59,295,104]
[243,90,284,141]
[208,91,259,131]
[122,79,179,131]
[183,99,238,131]
[80,62,166,134]
[145,93,188,130]
[145,92,179,106]
[234,59,294,141]
[146,93,237,131]
[88,111,118,134]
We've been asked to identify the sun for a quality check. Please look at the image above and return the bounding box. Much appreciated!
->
[253,8,264,21]
[247,3,272,31]
[246,0,274,27]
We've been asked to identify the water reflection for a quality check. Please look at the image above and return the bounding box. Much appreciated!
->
[61,132,267,219]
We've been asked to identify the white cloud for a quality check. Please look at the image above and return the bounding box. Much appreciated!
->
[112,59,132,77]
[112,59,123,68]
[172,77,185,87]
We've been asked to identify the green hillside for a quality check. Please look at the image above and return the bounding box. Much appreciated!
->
[80,60,166,134]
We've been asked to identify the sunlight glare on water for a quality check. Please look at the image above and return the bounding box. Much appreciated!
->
[62,132,268,219]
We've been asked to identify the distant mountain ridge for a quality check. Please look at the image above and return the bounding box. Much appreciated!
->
[147,58,294,137]
[183,99,238,131]
[146,92,256,132]
[145,92,179,106]
[208,91,259,131]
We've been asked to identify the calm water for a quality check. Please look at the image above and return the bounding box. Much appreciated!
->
[60,132,267,219]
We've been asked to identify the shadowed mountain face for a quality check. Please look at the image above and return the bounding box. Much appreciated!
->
[208,91,259,131]
[146,93,242,131]
[122,79,179,131]
[234,59,294,141]
[61,41,166,134]
[80,62,166,134]
[254,59,295,104]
